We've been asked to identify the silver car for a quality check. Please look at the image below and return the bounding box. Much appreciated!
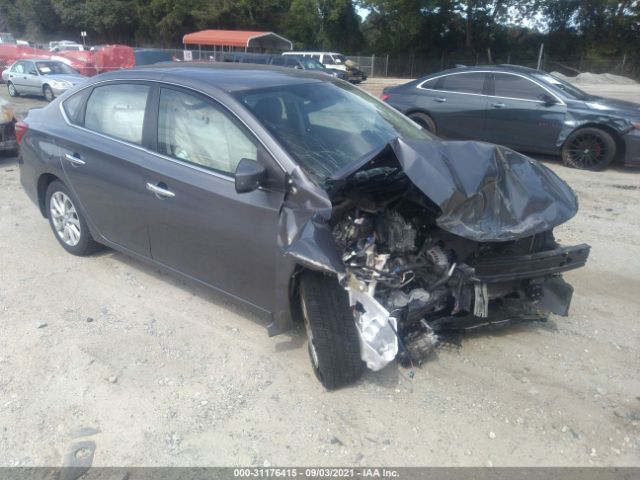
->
[2,59,86,102]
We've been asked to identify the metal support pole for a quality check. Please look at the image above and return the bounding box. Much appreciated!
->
[537,43,544,71]
[371,54,375,78]
[385,54,389,77]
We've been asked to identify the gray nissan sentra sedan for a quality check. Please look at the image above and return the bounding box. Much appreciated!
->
[17,64,590,389]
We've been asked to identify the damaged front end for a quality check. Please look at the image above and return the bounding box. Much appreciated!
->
[286,138,590,372]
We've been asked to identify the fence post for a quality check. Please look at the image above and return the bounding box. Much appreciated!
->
[385,54,389,77]
[621,53,627,74]
[537,43,544,71]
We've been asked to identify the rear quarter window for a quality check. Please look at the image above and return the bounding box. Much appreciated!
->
[62,90,89,125]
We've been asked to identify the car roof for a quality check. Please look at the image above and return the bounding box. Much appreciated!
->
[432,64,541,77]
[92,63,329,93]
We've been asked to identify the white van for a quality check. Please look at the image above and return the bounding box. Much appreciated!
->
[282,51,366,83]
[283,51,349,71]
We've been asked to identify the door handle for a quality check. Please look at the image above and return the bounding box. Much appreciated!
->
[64,153,86,165]
[491,102,506,108]
[146,182,175,199]
[434,97,447,103]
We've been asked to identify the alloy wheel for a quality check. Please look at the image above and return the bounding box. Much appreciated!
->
[300,292,319,368]
[49,191,82,247]
[566,133,607,169]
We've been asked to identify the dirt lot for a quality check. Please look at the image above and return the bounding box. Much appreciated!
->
[0,79,639,468]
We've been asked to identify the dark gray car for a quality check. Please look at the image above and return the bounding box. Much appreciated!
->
[382,65,640,171]
[17,65,590,389]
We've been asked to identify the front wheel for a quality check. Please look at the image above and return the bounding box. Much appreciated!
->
[43,85,54,102]
[45,180,101,256]
[299,271,364,390]
[7,82,18,97]
[561,127,616,171]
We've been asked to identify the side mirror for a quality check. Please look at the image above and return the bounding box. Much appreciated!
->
[541,93,557,106]
[235,158,267,194]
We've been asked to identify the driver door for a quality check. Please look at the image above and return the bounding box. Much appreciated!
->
[144,86,286,312]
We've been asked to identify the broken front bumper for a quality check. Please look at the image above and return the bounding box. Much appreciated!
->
[348,243,590,370]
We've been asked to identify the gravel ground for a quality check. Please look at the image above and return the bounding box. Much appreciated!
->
[0,80,638,468]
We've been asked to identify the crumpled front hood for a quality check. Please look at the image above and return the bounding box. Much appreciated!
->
[334,138,578,242]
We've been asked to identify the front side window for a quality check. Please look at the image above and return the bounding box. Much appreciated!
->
[323,56,335,65]
[157,88,257,175]
[438,73,486,94]
[493,73,547,101]
[84,84,149,145]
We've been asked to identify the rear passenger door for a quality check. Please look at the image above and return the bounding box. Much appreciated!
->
[58,82,157,256]
[417,72,488,140]
[484,72,567,152]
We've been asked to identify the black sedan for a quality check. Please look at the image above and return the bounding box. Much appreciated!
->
[382,65,640,171]
[17,65,589,389]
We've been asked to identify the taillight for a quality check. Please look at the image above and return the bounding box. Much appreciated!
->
[380,92,391,102]
[15,121,28,145]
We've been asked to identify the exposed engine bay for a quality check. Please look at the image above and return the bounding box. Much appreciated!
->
[326,156,590,371]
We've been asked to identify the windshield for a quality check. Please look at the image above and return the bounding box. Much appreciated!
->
[534,73,592,101]
[236,81,433,185]
[35,61,78,75]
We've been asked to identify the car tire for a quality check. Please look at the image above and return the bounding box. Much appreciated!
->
[561,127,616,171]
[408,112,437,135]
[7,81,18,97]
[45,180,101,256]
[43,85,55,102]
[299,270,364,390]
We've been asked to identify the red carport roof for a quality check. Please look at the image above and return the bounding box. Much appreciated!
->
[182,30,292,50]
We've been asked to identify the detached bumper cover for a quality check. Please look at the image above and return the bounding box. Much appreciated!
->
[0,121,16,151]
[623,128,640,166]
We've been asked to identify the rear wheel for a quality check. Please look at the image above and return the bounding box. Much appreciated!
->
[408,112,437,135]
[45,180,101,256]
[43,85,54,102]
[561,127,616,171]
[7,82,18,97]
[299,271,364,390]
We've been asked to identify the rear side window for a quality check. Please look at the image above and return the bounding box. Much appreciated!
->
[84,84,149,145]
[438,73,486,94]
[271,56,285,66]
[493,73,547,101]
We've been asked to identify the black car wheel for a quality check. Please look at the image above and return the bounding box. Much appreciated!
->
[562,127,616,171]
[408,112,437,135]
[43,85,55,102]
[299,270,364,390]
[7,82,18,97]
[45,180,101,256]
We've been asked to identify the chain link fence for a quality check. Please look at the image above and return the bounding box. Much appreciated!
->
[346,52,639,80]
[139,47,638,81]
